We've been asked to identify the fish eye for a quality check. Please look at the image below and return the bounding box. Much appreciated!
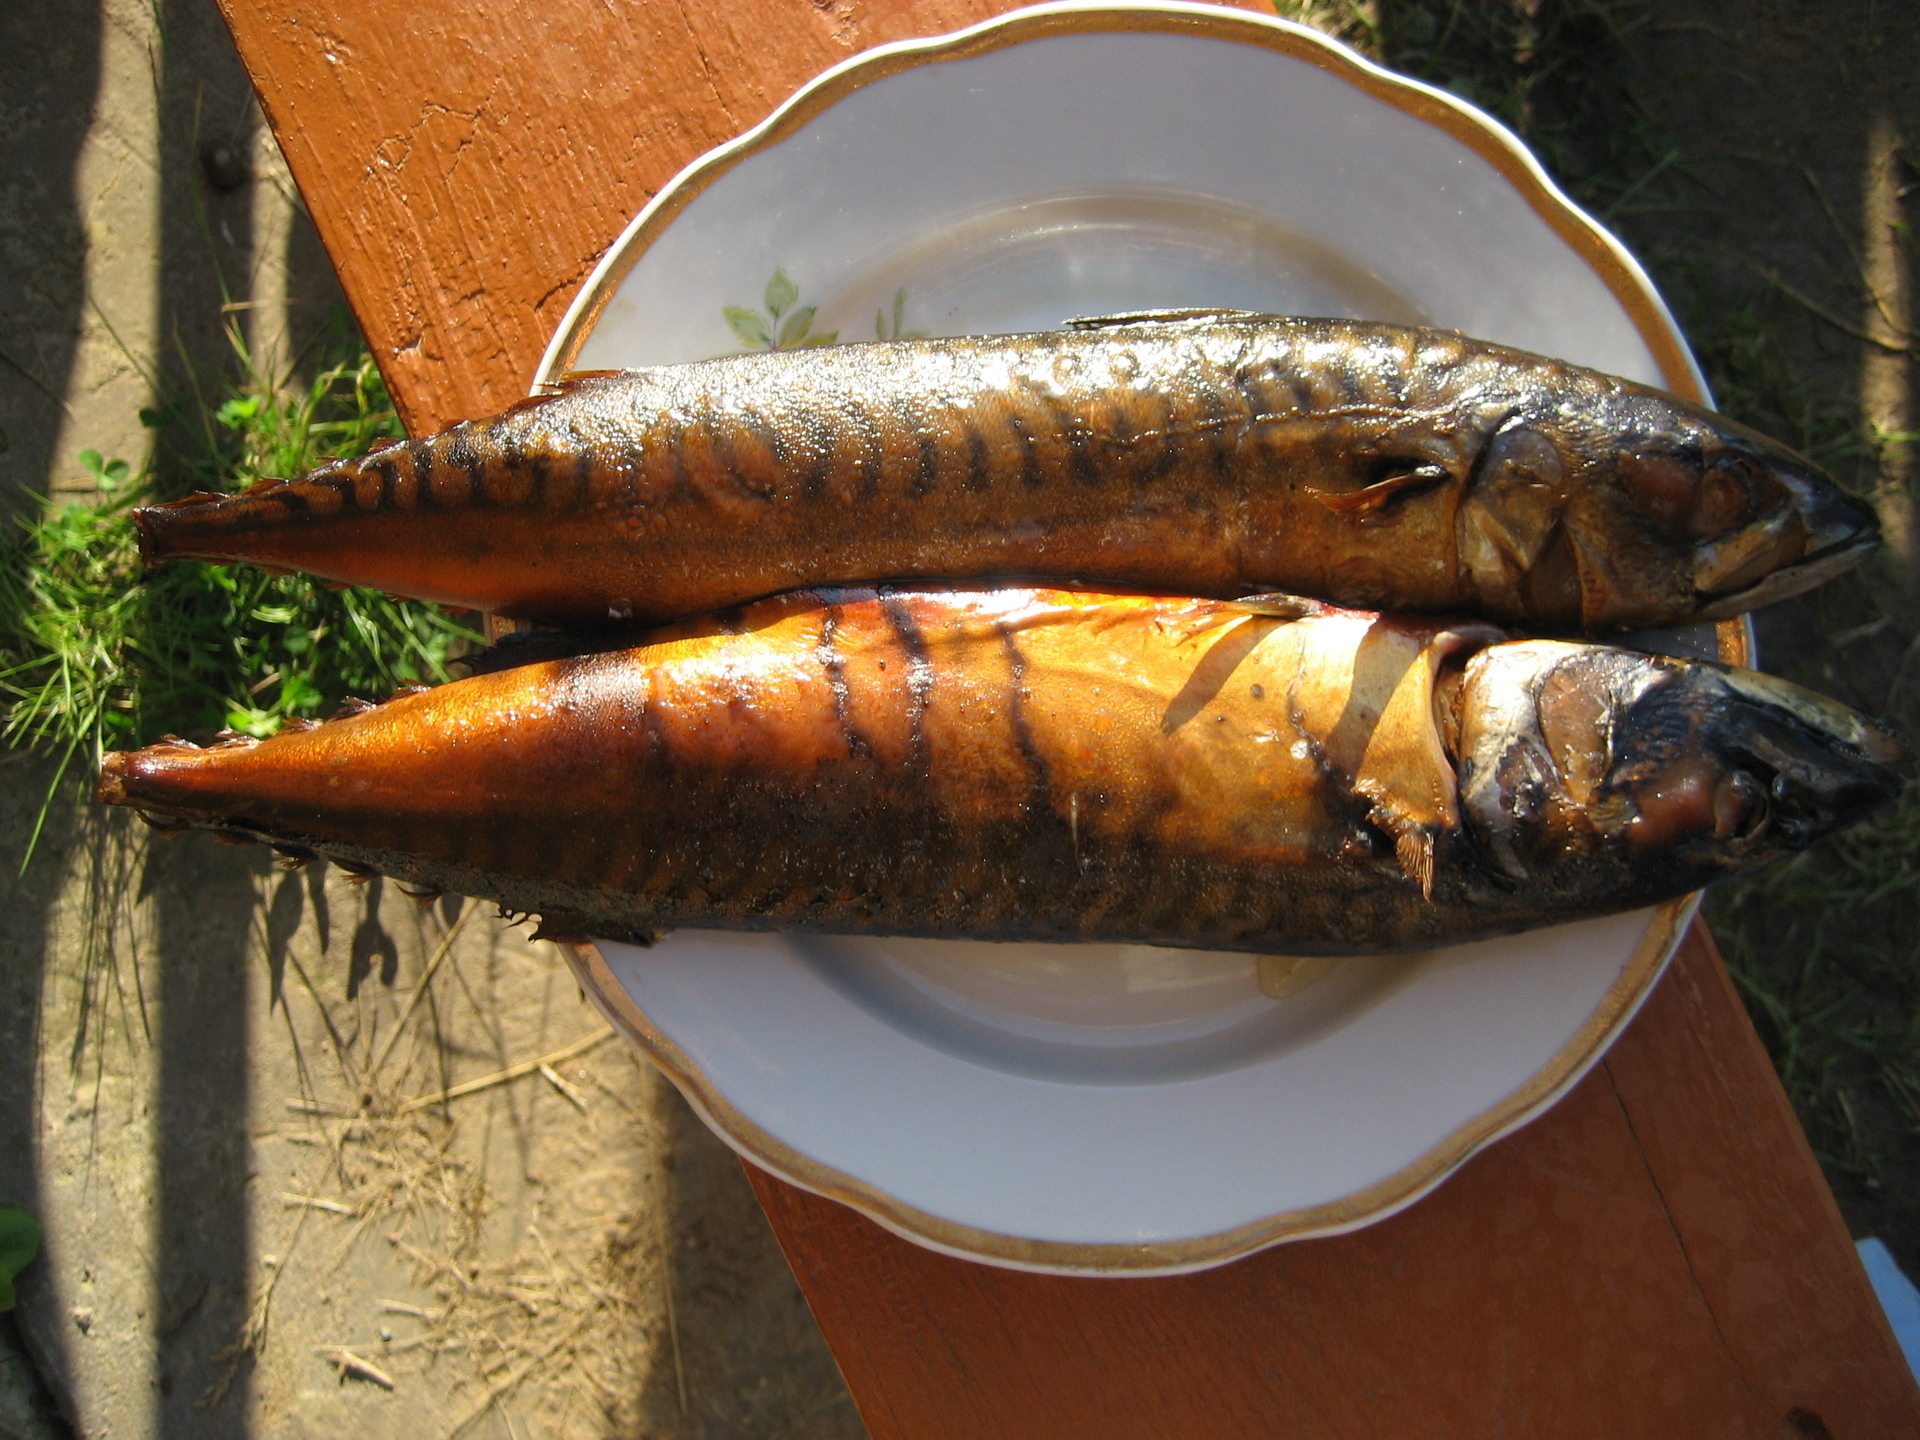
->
[1689,462,1754,539]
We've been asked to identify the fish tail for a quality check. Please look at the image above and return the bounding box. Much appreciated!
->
[129,500,165,566]
[130,488,258,565]
[130,438,428,563]
[94,749,132,806]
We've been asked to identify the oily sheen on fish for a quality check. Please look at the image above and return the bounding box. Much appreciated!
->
[96,587,1903,955]
[132,313,1878,635]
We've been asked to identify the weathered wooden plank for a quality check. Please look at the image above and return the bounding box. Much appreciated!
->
[217,0,1020,430]
[1602,923,1920,1433]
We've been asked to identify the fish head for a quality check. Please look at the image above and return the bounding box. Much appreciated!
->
[1460,384,1879,632]
[1604,395,1880,621]
[1451,640,1905,906]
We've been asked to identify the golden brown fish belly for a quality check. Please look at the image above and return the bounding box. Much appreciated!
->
[97,588,1510,953]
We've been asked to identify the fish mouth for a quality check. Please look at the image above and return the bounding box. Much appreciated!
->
[95,750,131,805]
[1692,470,1880,619]
[1693,527,1880,620]
[1713,667,1910,774]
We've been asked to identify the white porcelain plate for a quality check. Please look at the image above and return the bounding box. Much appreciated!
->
[540,1,1740,1276]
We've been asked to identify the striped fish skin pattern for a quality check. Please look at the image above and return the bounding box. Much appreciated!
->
[131,314,1877,635]
[94,588,1903,955]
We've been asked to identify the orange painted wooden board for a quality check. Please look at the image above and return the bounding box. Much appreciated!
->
[218,0,1034,434]
[212,0,1920,1432]
[747,925,1920,1437]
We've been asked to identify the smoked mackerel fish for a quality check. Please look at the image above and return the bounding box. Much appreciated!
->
[133,312,1878,635]
[97,587,1905,955]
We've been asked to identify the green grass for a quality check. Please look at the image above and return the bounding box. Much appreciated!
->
[1710,792,1920,1201]
[0,320,479,862]
[0,1203,37,1312]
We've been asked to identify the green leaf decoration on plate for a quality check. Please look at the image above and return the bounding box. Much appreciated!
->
[722,305,773,349]
[0,1204,41,1311]
[764,267,799,320]
[777,306,819,349]
[875,288,927,342]
[721,269,839,352]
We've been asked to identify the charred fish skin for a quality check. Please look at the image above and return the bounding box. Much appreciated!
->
[94,588,1901,955]
[131,314,1876,634]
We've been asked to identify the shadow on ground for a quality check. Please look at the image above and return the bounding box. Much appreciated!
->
[144,832,264,1435]
[640,1090,867,1438]
[0,0,98,528]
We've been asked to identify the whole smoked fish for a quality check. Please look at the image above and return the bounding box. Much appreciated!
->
[133,313,1878,635]
[97,587,1903,955]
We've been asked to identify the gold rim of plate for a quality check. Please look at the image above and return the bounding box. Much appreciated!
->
[539,0,1742,1277]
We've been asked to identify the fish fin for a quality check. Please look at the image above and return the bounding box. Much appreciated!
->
[1395,828,1436,901]
[538,369,633,394]
[272,844,315,871]
[134,809,189,837]
[1311,463,1452,518]
[397,884,443,908]
[497,370,638,417]
[1063,308,1264,330]
[461,628,650,677]
[238,475,292,497]
[152,490,228,510]
[1230,593,1327,621]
